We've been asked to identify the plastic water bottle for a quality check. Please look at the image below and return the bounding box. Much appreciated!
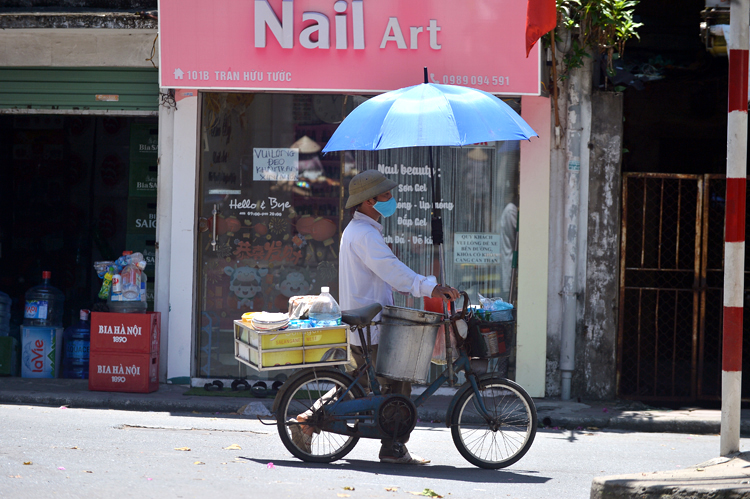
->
[23,271,64,327]
[0,290,11,336]
[121,256,146,301]
[120,263,141,301]
[308,287,341,327]
[62,309,91,379]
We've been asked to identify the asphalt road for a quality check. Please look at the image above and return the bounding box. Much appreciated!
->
[1,404,746,499]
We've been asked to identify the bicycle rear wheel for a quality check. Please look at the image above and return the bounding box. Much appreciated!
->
[450,376,537,469]
[276,370,365,463]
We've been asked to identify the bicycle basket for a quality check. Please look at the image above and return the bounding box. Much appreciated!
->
[464,317,516,359]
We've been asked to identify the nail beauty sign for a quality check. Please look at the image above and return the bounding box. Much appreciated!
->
[159,0,540,95]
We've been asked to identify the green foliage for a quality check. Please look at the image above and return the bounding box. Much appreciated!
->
[555,0,643,74]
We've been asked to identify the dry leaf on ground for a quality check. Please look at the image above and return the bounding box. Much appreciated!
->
[224,444,242,450]
[409,489,443,498]
[174,447,191,451]
[23,462,31,465]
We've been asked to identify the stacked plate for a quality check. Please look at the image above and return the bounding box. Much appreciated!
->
[250,312,290,331]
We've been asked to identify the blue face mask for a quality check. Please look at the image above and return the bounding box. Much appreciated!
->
[373,197,397,218]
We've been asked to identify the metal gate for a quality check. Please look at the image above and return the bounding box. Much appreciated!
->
[617,173,750,402]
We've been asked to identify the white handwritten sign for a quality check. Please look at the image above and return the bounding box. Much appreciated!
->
[253,148,299,181]
[454,233,502,265]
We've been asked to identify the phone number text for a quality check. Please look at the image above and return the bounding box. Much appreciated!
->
[440,75,510,86]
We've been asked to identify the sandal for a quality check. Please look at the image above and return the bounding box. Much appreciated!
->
[288,418,312,453]
[203,380,224,391]
[231,379,250,391]
[379,451,431,465]
[251,381,268,398]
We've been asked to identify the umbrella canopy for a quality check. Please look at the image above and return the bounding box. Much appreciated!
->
[322,83,538,153]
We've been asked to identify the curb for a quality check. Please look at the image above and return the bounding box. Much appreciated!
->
[0,390,456,423]
[542,414,727,435]
[590,453,750,499]
[0,391,253,414]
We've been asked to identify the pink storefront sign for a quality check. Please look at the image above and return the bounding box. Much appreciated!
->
[159,0,540,96]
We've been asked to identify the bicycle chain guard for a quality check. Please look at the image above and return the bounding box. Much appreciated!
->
[377,394,417,439]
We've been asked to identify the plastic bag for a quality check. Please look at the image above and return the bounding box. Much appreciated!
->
[478,293,513,311]
[432,325,453,364]
[287,295,317,319]
[93,261,114,278]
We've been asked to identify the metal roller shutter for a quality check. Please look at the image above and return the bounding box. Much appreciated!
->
[0,67,158,111]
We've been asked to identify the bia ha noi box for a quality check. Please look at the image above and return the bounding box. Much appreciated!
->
[88,312,160,393]
[234,320,350,371]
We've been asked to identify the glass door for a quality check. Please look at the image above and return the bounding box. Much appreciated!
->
[196,92,352,380]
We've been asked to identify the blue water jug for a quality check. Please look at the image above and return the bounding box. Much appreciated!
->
[62,309,91,379]
[23,271,64,327]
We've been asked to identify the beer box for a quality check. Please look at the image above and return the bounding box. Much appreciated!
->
[90,312,160,354]
[21,326,63,378]
[88,351,158,393]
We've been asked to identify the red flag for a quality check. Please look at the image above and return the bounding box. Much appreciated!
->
[526,0,557,57]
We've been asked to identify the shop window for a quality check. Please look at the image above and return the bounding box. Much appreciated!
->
[196,93,520,380]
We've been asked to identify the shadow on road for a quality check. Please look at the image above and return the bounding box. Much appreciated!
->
[240,457,551,484]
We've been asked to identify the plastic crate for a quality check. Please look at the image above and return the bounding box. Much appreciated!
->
[90,312,160,354]
[234,320,350,372]
[88,350,158,393]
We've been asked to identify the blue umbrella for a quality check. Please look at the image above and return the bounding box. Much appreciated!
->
[321,82,537,153]
[322,76,536,383]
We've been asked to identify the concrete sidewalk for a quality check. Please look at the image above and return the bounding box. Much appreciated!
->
[1,377,748,435]
[591,453,750,499]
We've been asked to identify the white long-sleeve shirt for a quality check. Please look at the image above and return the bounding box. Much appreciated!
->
[339,211,437,346]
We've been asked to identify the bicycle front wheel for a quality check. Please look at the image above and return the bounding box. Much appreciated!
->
[276,370,365,463]
[450,377,537,469]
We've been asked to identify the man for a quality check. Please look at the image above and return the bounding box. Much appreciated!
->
[343,170,459,464]
[291,170,458,464]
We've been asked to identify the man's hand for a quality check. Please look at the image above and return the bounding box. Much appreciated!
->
[431,285,460,303]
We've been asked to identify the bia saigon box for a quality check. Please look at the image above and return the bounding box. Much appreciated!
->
[89,312,160,393]
[21,326,63,378]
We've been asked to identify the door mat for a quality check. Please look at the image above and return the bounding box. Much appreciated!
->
[182,387,260,398]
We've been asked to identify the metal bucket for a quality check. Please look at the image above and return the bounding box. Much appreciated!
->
[375,306,444,383]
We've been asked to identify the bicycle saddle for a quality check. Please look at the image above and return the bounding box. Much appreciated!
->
[341,303,382,327]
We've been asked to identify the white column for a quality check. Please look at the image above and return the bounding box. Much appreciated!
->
[165,93,199,383]
[517,95,552,398]
[155,97,174,382]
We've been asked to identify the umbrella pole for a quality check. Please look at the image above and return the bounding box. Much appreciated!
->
[427,145,454,386]
[440,242,454,386]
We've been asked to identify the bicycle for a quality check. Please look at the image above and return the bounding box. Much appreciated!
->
[271,293,537,469]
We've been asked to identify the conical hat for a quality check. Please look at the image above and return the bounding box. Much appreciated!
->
[468,147,489,161]
[291,136,322,154]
